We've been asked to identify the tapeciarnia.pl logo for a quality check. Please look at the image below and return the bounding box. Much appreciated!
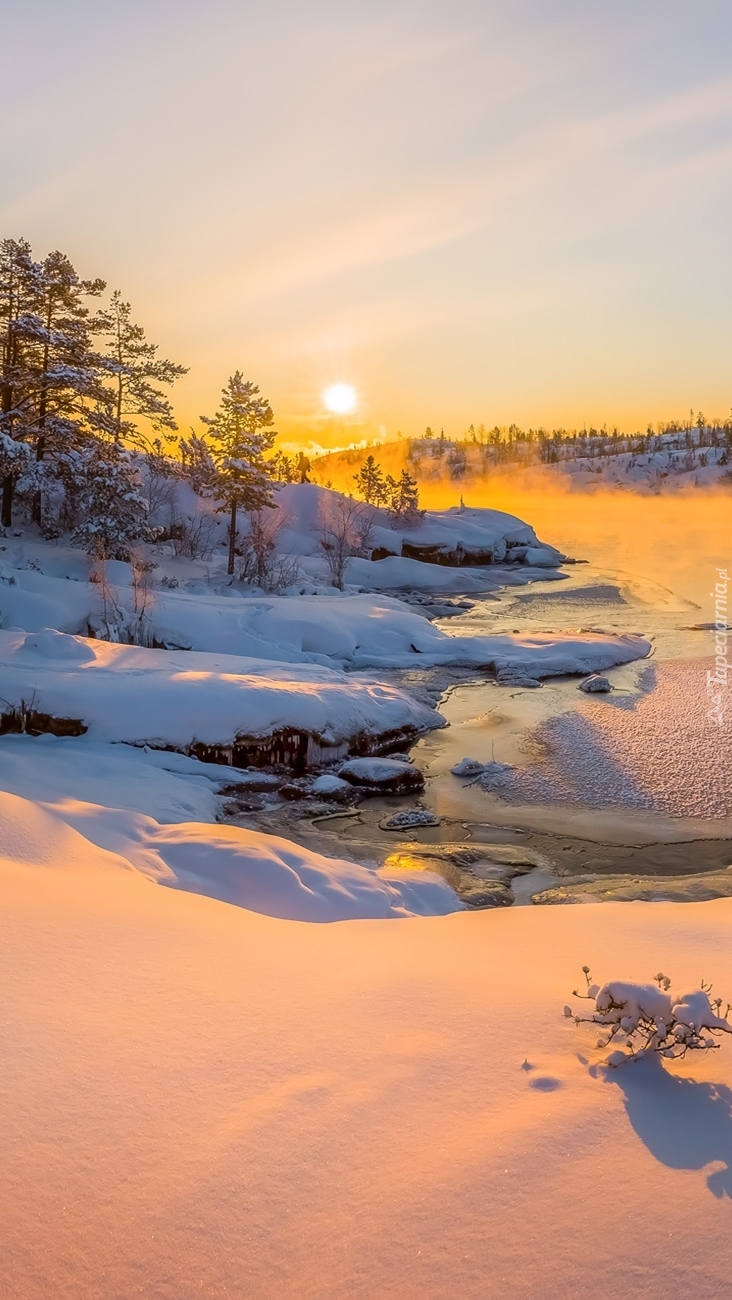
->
[708,567,729,727]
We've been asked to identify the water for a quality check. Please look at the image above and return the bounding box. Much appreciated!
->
[251,489,732,904]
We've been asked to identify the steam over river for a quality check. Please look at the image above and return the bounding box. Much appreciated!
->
[265,489,732,906]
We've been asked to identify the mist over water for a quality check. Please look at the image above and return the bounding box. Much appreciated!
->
[317,446,730,608]
[455,484,730,613]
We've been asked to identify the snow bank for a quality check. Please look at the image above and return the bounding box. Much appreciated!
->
[0,563,94,633]
[0,629,440,755]
[0,734,230,824]
[0,789,460,921]
[44,797,460,921]
[0,594,650,711]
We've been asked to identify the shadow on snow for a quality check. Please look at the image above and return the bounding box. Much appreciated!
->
[607,1056,732,1199]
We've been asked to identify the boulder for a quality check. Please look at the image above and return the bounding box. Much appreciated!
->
[311,774,354,802]
[579,674,613,693]
[337,757,425,794]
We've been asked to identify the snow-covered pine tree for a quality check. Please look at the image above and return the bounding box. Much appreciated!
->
[0,432,37,525]
[201,372,277,575]
[385,468,421,524]
[268,449,297,483]
[1,238,111,529]
[64,439,152,560]
[0,238,42,526]
[95,290,188,447]
[353,454,387,504]
[28,249,106,522]
[178,430,216,495]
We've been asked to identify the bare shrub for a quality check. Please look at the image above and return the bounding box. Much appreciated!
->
[318,495,373,590]
[565,966,732,1067]
[89,545,156,646]
[144,466,179,522]
[237,509,301,591]
[89,549,127,643]
[168,512,218,559]
[127,547,155,646]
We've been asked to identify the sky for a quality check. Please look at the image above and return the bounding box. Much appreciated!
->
[3,0,732,450]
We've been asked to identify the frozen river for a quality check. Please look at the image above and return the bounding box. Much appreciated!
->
[272,489,732,905]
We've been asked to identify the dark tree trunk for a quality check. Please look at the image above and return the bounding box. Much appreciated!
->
[227,498,237,576]
[31,435,45,525]
[2,475,14,529]
[33,302,52,526]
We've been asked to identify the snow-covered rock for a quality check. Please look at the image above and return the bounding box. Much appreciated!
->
[274,484,563,570]
[380,809,441,829]
[450,758,487,777]
[311,774,353,800]
[579,674,613,693]
[337,757,425,794]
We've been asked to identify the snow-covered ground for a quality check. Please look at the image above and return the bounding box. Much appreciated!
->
[0,790,459,921]
[0,627,441,756]
[1,484,730,1297]
[3,793,732,1299]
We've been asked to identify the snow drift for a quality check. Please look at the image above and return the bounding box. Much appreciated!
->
[0,789,461,921]
[0,628,440,761]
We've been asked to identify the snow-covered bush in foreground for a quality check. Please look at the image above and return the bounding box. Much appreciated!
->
[564,967,732,1066]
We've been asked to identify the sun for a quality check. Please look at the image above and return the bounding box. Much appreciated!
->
[323,383,357,415]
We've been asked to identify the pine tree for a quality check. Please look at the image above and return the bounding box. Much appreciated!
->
[201,372,277,575]
[353,454,386,504]
[0,432,36,524]
[1,239,110,527]
[29,249,106,521]
[0,238,42,525]
[385,469,421,524]
[63,439,151,559]
[95,290,187,446]
[268,449,297,483]
[178,430,216,495]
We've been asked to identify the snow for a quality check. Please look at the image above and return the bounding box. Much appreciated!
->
[672,990,732,1032]
[0,488,701,1297]
[0,743,457,921]
[4,811,732,1297]
[0,629,439,753]
[595,980,674,1025]
[274,484,561,568]
[16,794,458,922]
[311,773,352,798]
[380,808,441,829]
[0,554,648,677]
[0,734,230,824]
